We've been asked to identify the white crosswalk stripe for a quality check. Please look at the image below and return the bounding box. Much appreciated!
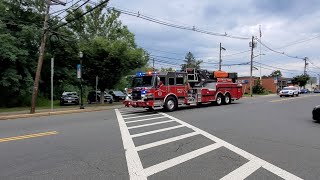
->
[115,109,303,180]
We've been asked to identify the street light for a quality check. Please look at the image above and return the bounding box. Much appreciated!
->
[79,51,84,109]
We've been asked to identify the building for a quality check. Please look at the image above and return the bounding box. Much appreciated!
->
[237,76,293,94]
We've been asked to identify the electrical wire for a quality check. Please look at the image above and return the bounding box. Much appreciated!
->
[255,38,305,60]
[57,0,90,22]
[52,0,83,18]
[222,50,251,58]
[277,34,320,49]
[107,7,250,40]
[307,59,320,70]
[51,0,109,30]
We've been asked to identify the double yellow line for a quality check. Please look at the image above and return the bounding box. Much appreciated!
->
[0,131,58,143]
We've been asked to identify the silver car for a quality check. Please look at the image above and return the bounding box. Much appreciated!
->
[279,87,299,97]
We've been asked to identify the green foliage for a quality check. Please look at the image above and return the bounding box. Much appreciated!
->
[292,74,310,87]
[0,0,146,107]
[269,70,282,77]
[252,79,265,94]
[181,52,203,71]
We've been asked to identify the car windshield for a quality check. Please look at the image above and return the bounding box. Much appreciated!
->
[113,91,125,96]
[131,76,154,87]
[63,92,77,96]
[282,87,296,90]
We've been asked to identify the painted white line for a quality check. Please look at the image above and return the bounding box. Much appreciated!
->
[220,160,261,180]
[126,116,166,124]
[124,114,159,120]
[131,125,184,138]
[263,162,303,180]
[121,112,145,117]
[143,143,222,177]
[136,131,199,151]
[127,120,175,130]
[114,109,147,180]
[160,112,303,180]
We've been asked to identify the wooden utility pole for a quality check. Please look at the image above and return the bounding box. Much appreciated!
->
[304,57,308,75]
[250,36,254,97]
[219,42,222,71]
[30,1,51,113]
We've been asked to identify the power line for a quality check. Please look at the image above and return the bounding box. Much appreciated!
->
[108,7,250,40]
[222,50,251,58]
[307,59,320,70]
[52,0,83,18]
[277,34,320,49]
[51,0,109,30]
[255,38,304,60]
[57,0,90,22]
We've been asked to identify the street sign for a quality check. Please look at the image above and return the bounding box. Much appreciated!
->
[77,64,81,79]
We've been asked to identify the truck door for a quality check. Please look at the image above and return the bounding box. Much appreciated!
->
[175,74,187,98]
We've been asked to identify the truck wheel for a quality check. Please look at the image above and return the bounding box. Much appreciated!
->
[215,94,223,106]
[164,96,177,112]
[223,94,231,104]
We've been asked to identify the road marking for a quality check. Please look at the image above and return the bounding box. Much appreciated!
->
[116,109,303,180]
[220,160,261,180]
[143,143,222,177]
[0,131,58,143]
[136,131,199,151]
[160,113,302,180]
[115,109,147,180]
[127,120,175,129]
[126,116,166,124]
[123,114,159,120]
[131,125,184,138]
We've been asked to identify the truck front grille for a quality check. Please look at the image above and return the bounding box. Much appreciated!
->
[132,91,142,100]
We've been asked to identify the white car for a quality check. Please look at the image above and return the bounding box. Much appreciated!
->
[279,87,299,97]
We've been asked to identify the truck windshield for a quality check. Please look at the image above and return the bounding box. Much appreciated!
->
[131,76,154,87]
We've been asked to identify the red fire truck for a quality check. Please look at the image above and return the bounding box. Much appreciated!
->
[123,68,242,111]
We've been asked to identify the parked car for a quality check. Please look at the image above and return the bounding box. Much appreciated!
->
[312,105,320,122]
[109,90,126,102]
[279,86,299,97]
[299,89,310,94]
[60,92,79,106]
[313,89,320,93]
[87,91,113,104]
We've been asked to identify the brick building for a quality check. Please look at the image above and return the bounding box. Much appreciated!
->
[237,76,292,94]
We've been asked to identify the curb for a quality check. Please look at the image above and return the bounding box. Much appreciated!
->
[0,105,123,120]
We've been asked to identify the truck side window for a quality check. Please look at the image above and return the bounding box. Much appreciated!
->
[169,78,174,85]
[176,77,184,85]
[160,77,166,85]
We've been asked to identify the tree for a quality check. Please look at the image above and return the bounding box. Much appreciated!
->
[0,0,45,107]
[181,52,202,71]
[269,70,282,77]
[292,74,310,87]
[65,2,147,102]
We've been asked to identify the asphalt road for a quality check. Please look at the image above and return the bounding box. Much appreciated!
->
[0,94,319,179]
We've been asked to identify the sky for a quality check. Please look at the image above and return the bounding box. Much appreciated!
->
[53,0,320,78]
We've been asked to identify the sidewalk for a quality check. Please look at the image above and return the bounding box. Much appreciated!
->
[0,103,124,120]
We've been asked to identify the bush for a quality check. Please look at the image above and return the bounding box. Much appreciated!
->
[252,79,265,94]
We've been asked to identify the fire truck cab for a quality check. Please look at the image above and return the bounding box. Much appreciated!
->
[124,68,242,111]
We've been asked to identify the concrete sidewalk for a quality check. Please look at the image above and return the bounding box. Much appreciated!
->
[0,104,123,120]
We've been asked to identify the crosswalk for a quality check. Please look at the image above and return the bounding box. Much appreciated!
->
[115,108,303,180]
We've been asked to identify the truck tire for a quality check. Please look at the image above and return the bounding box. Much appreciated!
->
[223,94,231,104]
[164,96,177,112]
[215,94,223,106]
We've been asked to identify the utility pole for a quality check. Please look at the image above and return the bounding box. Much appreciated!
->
[304,57,308,75]
[218,42,226,71]
[250,36,255,97]
[30,1,51,114]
